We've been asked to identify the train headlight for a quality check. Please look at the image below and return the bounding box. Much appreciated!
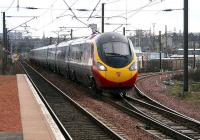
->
[97,62,107,71]
[129,63,137,71]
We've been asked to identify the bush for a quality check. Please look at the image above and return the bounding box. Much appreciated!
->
[173,69,200,82]
[173,73,183,81]
[190,83,200,92]
[142,59,173,72]
[189,69,200,82]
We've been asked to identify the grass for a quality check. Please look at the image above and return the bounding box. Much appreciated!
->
[190,83,200,92]
[185,91,200,104]
[167,81,200,104]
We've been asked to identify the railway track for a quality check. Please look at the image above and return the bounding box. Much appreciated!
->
[20,61,123,140]
[103,94,200,140]
[134,85,200,122]
[125,72,200,140]
[135,72,198,122]
[125,95,200,139]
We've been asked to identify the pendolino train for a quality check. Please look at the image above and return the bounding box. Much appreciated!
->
[29,32,138,95]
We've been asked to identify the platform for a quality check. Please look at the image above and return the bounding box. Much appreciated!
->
[17,74,65,140]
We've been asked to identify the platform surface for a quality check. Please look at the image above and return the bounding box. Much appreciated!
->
[17,74,64,140]
[0,75,23,140]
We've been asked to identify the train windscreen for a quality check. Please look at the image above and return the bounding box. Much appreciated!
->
[100,41,132,68]
[102,42,130,56]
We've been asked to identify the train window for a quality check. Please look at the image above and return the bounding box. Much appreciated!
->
[59,46,65,60]
[91,43,94,57]
[70,44,83,62]
[82,43,92,64]
[77,45,83,61]
[65,46,70,61]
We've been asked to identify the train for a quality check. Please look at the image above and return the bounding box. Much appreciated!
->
[29,32,138,95]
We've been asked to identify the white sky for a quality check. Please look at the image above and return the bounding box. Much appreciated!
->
[0,0,199,38]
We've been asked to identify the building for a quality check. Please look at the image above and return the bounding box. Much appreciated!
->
[8,31,23,40]
[134,47,143,69]
[143,52,165,60]
[170,48,200,69]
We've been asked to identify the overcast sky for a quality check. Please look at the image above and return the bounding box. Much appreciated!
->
[0,0,199,38]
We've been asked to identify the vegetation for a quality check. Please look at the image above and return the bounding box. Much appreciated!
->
[167,82,200,104]
[173,69,200,82]
[166,70,200,104]
[139,59,173,73]
[189,69,200,82]
[0,57,17,75]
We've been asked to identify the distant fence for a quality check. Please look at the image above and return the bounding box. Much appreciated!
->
[139,58,200,72]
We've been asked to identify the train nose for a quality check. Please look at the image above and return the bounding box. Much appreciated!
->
[105,69,132,83]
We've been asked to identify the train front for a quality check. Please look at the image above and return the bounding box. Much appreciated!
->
[93,32,138,93]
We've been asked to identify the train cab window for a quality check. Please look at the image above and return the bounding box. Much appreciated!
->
[99,41,133,68]
[102,42,131,56]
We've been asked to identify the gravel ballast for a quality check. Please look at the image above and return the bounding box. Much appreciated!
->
[32,65,158,140]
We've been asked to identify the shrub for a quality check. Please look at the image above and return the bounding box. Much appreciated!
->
[173,69,200,82]
[189,69,200,82]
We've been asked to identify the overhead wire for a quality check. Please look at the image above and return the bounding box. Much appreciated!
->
[87,0,101,21]
[62,0,77,18]
[70,0,80,7]
[89,0,122,27]
[91,0,123,18]
[87,0,105,29]
[104,0,122,4]
[0,6,163,12]
[35,0,68,31]
[62,0,100,33]
[5,0,165,37]
[113,24,123,32]
[37,0,59,18]
[8,16,37,32]
[112,0,163,33]
[27,0,60,33]
[36,0,81,31]
[128,0,162,19]
[4,0,16,12]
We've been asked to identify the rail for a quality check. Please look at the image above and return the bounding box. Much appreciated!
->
[20,61,124,140]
